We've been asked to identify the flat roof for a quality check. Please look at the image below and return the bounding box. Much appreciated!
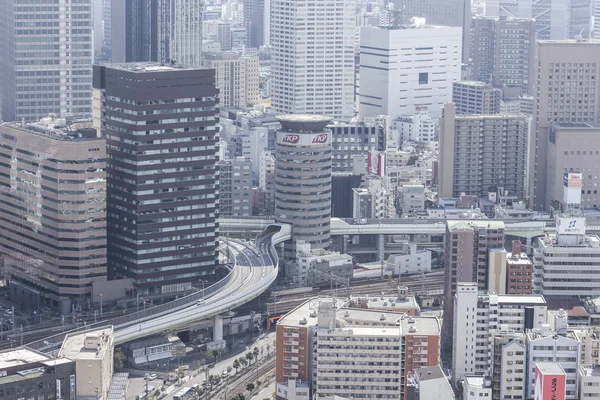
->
[580,365,600,377]
[106,62,203,72]
[447,220,505,231]
[536,362,566,375]
[497,295,546,305]
[0,348,50,369]
[464,376,487,388]
[415,365,445,381]
[276,114,332,131]
[400,316,440,336]
[59,326,113,361]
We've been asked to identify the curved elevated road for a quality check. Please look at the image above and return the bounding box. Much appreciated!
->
[26,225,292,351]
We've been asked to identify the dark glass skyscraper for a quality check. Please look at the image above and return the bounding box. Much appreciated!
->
[93,63,219,296]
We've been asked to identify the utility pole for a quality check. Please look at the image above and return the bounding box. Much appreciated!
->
[100,293,103,316]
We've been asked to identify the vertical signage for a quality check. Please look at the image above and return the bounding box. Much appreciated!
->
[56,379,62,400]
[69,375,75,400]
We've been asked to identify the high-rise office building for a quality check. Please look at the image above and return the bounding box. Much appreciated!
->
[271,0,355,121]
[0,0,93,122]
[243,0,265,48]
[396,0,472,63]
[439,103,528,199]
[93,63,219,296]
[157,0,203,65]
[470,17,536,95]
[485,0,591,41]
[110,0,157,63]
[0,118,107,313]
[529,40,600,210]
[275,115,332,259]
[452,81,501,115]
[358,25,462,120]
[110,0,202,65]
[203,52,260,108]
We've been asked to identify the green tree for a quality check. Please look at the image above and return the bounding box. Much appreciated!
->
[265,343,270,356]
[210,349,220,363]
[406,154,419,166]
[227,365,233,377]
[245,351,254,364]
[232,358,240,373]
[113,348,125,370]
[246,383,255,392]
[253,346,260,361]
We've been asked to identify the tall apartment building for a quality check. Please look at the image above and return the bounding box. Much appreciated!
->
[505,241,534,295]
[358,25,462,120]
[0,119,107,313]
[271,0,355,121]
[452,81,501,114]
[275,115,332,258]
[547,123,600,209]
[439,103,528,199]
[485,0,591,41]
[530,40,600,210]
[0,0,93,122]
[533,217,600,298]
[243,0,264,48]
[258,151,275,215]
[396,0,472,63]
[526,329,580,399]
[203,52,259,108]
[452,282,547,381]
[328,118,387,173]
[471,17,536,95]
[275,298,441,400]
[217,158,252,218]
[491,331,527,400]
[93,63,219,296]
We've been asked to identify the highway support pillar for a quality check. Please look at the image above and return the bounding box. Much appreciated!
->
[377,234,385,262]
[213,314,223,342]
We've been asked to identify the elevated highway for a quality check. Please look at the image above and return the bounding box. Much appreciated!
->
[25,224,292,351]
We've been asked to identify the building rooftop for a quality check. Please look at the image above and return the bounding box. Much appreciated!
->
[400,316,440,336]
[496,295,546,306]
[536,362,566,375]
[415,365,446,381]
[447,220,505,231]
[580,365,600,377]
[464,376,488,389]
[0,348,50,370]
[551,122,595,129]
[276,114,332,131]
[59,326,114,361]
[106,62,204,72]
[1,118,100,142]
[505,252,532,265]
[454,81,492,87]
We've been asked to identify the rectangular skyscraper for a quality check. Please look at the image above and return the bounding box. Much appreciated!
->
[271,0,355,121]
[530,40,600,210]
[243,0,264,48]
[396,0,472,63]
[0,0,93,122]
[0,118,107,313]
[93,63,219,296]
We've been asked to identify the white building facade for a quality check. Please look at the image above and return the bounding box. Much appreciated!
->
[270,0,355,120]
[392,107,437,144]
[358,25,462,120]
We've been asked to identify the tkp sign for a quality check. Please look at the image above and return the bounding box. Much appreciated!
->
[282,134,300,144]
[312,134,328,143]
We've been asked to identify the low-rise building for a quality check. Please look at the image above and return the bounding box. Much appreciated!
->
[392,107,436,144]
[0,348,75,400]
[463,376,493,400]
[491,331,527,400]
[58,326,114,400]
[578,364,600,400]
[288,241,354,287]
[398,185,426,215]
[405,366,455,400]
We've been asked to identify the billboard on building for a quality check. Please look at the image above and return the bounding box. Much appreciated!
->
[277,132,331,147]
[556,217,586,235]
[534,364,566,400]
[69,375,75,400]
[367,151,385,177]
[563,172,582,205]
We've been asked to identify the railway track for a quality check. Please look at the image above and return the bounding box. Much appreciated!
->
[217,358,275,399]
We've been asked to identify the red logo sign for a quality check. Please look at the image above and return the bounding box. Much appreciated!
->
[282,134,300,144]
[312,134,328,144]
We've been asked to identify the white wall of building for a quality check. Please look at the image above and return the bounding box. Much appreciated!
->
[358,26,462,120]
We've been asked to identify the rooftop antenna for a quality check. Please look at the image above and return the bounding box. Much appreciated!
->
[390,1,405,29]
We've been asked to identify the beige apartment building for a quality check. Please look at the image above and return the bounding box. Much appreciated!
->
[0,118,107,313]
[439,103,528,199]
[530,40,600,210]
[204,52,260,108]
